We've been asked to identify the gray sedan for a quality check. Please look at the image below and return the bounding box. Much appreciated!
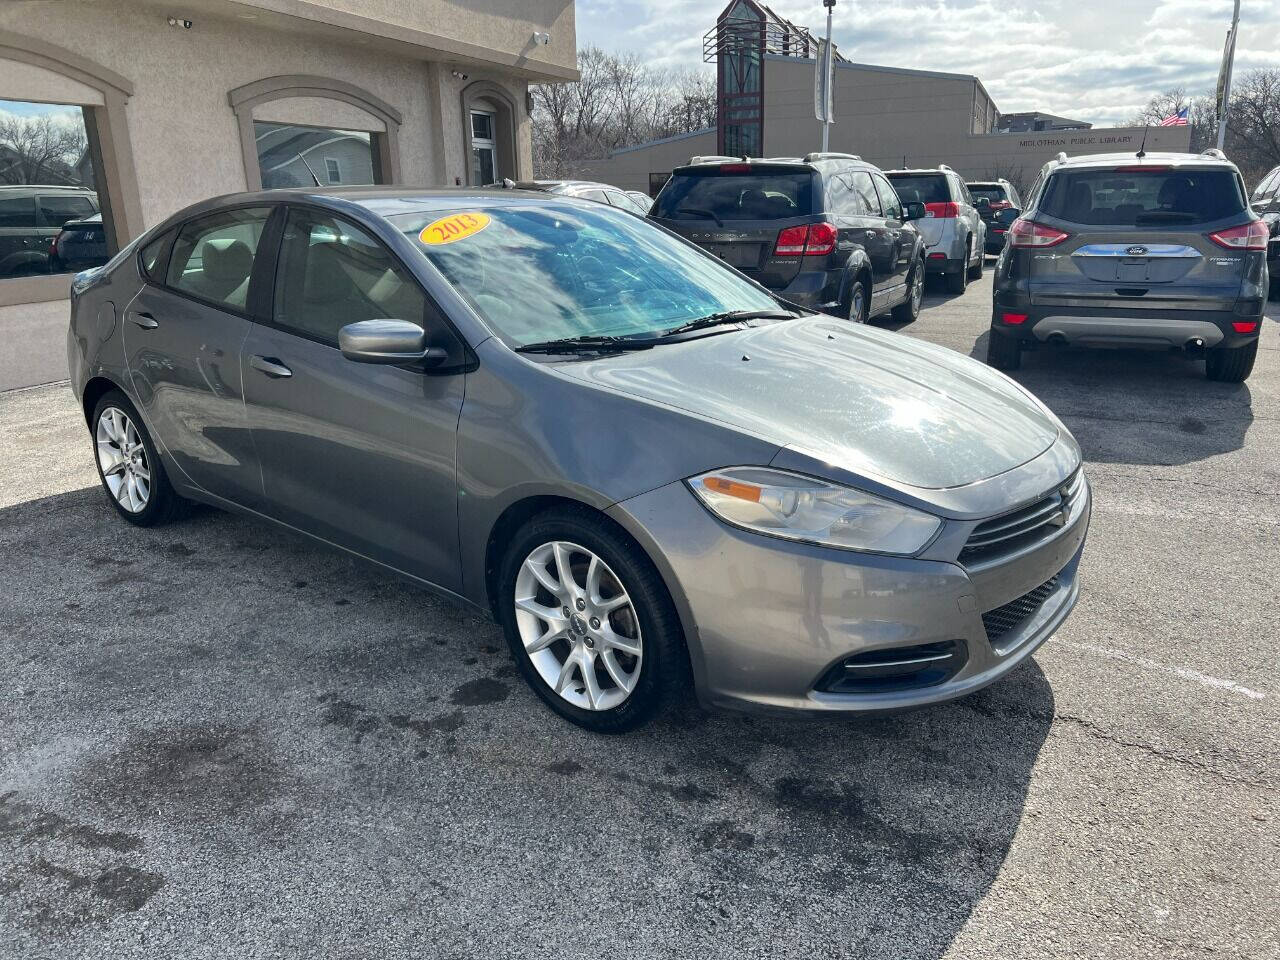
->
[68,187,1090,731]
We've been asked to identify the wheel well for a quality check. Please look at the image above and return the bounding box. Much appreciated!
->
[81,376,121,427]
[483,494,606,616]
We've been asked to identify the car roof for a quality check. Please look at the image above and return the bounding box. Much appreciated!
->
[1050,151,1238,171]
[966,180,1008,186]
[504,179,621,192]
[885,169,951,176]
[0,184,96,194]
[149,185,623,227]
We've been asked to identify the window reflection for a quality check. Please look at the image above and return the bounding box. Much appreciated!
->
[253,122,379,188]
[0,99,109,278]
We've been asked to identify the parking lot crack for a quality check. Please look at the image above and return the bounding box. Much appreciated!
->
[1053,714,1266,788]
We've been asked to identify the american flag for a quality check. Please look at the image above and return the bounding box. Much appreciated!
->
[1160,107,1190,126]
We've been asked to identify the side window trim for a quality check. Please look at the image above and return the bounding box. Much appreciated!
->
[149,203,278,321]
[137,228,177,285]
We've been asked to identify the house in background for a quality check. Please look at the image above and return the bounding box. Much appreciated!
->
[0,0,578,307]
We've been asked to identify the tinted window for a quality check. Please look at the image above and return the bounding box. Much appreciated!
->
[0,195,37,229]
[395,203,778,347]
[40,195,96,226]
[139,230,173,282]
[849,172,881,216]
[166,207,272,311]
[653,170,814,221]
[872,175,903,220]
[578,189,609,203]
[1253,168,1280,200]
[885,173,949,205]
[274,207,426,345]
[1039,168,1247,225]
[968,185,1007,203]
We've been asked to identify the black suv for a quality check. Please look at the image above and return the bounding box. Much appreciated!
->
[988,150,1269,382]
[650,153,928,324]
[968,178,1023,254]
[1249,163,1280,300]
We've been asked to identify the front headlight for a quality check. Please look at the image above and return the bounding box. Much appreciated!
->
[687,467,942,556]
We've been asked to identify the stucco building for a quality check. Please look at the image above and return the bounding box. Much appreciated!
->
[0,0,578,307]
[582,0,1188,197]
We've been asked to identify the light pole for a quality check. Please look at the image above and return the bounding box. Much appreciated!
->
[821,0,835,152]
[1216,0,1241,151]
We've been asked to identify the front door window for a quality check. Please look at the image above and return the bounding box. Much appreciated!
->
[470,111,498,185]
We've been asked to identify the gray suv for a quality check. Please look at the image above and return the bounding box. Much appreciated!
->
[651,153,929,324]
[988,150,1269,382]
[885,165,986,293]
[1249,163,1280,300]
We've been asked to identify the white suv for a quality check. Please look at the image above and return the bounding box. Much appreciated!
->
[885,166,986,293]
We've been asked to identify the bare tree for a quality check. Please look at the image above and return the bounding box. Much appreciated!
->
[978,160,1030,203]
[1222,69,1280,186]
[1129,87,1216,152]
[0,112,87,185]
[531,48,717,178]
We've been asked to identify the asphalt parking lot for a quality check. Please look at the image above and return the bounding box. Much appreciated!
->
[2,271,1277,960]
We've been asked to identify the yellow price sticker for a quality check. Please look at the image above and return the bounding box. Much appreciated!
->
[419,212,492,245]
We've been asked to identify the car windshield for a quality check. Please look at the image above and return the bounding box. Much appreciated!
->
[652,169,814,221]
[393,202,781,346]
[1038,167,1246,225]
[885,174,949,205]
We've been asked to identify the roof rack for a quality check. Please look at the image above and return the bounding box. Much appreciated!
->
[1199,148,1227,160]
[688,155,743,165]
[937,163,953,172]
[803,152,861,162]
[1055,152,1069,163]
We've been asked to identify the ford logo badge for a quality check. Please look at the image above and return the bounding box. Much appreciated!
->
[1126,245,1148,256]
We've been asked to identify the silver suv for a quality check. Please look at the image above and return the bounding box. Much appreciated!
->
[885,165,986,293]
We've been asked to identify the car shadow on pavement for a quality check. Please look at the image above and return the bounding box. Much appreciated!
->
[0,486,1056,958]
[967,331,1255,467]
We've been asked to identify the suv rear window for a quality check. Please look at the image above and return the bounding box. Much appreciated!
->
[885,174,949,205]
[968,185,1007,203]
[1039,168,1246,225]
[653,169,814,221]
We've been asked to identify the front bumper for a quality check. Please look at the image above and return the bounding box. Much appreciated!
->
[609,473,1090,715]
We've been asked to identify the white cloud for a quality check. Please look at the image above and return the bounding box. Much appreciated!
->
[576,0,1279,126]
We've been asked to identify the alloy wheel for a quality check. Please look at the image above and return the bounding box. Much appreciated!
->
[96,406,150,513]
[513,540,643,711]
[850,283,866,323]
[910,266,924,314]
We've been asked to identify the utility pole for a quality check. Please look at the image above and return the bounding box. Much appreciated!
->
[821,0,835,152]
[1216,0,1241,151]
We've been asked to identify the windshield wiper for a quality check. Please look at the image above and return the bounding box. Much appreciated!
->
[657,309,802,339]
[675,206,724,227]
[515,335,655,355]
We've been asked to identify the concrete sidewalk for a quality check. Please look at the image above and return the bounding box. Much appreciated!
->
[1,299,70,392]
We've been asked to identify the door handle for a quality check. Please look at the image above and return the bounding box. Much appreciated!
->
[250,355,292,379]
[129,311,158,330]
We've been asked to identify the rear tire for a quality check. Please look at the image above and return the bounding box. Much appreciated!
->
[986,329,1022,370]
[967,244,984,280]
[946,252,969,294]
[892,258,925,324]
[1205,339,1257,383]
[90,390,191,527]
[496,505,688,733]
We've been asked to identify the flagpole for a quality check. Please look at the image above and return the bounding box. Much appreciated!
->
[821,0,835,153]
[1216,0,1241,151]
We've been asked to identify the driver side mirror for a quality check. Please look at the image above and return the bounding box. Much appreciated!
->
[903,201,927,221]
[339,319,447,367]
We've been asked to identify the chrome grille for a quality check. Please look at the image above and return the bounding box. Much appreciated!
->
[960,471,1084,567]
[982,576,1059,645]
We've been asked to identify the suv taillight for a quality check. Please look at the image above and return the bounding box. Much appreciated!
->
[1208,220,1268,251]
[774,222,838,257]
[925,202,960,218]
[1008,218,1070,248]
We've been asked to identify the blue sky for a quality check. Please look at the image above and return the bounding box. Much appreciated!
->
[575,0,1280,127]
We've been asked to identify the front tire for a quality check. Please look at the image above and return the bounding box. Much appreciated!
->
[1205,339,1257,383]
[90,390,190,526]
[986,329,1022,370]
[497,506,687,732]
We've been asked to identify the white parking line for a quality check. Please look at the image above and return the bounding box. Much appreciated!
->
[1060,640,1268,701]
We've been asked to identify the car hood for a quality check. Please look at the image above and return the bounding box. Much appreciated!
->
[554,316,1060,490]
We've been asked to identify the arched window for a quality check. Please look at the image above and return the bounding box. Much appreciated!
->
[0,29,141,305]
[460,81,518,186]
[228,75,403,190]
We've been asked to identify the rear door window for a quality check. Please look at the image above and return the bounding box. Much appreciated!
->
[39,194,97,227]
[1039,168,1247,225]
[884,174,949,206]
[872,174,902,220]
[849,172,881,216]
[166,206,272,312]
[653,169,814,221]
